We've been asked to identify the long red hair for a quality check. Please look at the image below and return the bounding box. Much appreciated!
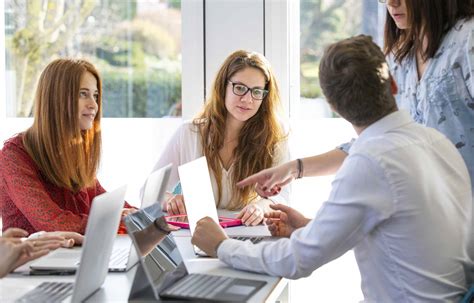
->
[23,59,102,192]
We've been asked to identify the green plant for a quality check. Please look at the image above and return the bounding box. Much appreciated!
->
[101,68,181,117]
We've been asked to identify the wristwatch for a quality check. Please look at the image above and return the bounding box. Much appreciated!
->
[153,216,174,234]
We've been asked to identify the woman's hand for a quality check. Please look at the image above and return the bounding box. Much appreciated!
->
[165,194,187,215]
[2,228,29,239]
[237,204,264,226]
[41,232,84,247]
[237,161,296,198]
[0,228,75,277]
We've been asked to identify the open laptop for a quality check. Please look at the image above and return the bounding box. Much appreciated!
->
[178,157,270,253]
[16,186,127,303]
[142,163,172,209]
[30,164,172,273]
[124,207,267,302]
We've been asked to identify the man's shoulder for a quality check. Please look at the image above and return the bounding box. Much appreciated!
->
[351,123,448,159]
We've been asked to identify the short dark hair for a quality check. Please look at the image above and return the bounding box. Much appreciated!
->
[319,35,397,127]
[384,0,474,63]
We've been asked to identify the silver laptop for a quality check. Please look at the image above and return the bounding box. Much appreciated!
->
[124,208,267,302]
[16,186,127,303]
[109,163,172,271]
[30,164,172,273]
[142,163,172,209]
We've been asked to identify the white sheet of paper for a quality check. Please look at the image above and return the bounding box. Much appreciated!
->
[178,156,219,235]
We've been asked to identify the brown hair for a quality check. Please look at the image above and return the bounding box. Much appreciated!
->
[23,59,102,191]
[319,35,397,127]
[384,0,474,62]
[194,50,284,209]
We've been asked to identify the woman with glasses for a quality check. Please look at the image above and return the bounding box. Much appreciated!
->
[148,50,289,226]
[0,59,134,235]
[382,0,474,190]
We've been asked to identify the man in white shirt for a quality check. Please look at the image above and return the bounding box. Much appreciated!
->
[191,35,473,302]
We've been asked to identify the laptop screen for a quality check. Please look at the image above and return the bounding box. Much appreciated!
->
[177,157,220,235]
[124,207,186,293]
[124,204,268,302]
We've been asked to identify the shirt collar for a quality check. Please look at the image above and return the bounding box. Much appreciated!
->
[352,110,413,151]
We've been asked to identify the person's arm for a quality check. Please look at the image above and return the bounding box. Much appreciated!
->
[0,145,89,233]
[299,148,348,177]
[237,148,348,198]
[219,154,393,278]
[0,229,71,277]
[247,135,292,214]
[266,134,291,205]
[0,239,35,277]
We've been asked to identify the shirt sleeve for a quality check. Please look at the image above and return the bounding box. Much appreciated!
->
[0,144,89,233]
[337,138,355,154]
[217,153,394,278]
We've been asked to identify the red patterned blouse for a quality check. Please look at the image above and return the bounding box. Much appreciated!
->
[0,134,131,234]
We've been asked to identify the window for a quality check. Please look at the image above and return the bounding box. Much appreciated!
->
[4,0,182,118]
[298,0,384,119]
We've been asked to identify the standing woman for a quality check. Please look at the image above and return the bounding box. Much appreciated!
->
[383,0,474,284]
[237,2,474,225]
[150,50,289,226]
[382,0,474,188]
[0,59,133,234]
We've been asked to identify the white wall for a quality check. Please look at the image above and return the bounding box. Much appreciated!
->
[204,0,264,95]
[0,118,182,207]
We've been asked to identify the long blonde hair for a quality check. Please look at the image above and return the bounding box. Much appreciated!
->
[23,59,102,192]
[194,50,284,209]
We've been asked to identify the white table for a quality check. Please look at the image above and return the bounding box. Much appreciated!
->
[0,214,288,302]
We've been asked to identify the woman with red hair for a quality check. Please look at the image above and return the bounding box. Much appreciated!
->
[0,59,133,234]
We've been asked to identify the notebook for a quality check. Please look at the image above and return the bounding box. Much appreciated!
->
[17,186,127,303]
[124,207,267,302]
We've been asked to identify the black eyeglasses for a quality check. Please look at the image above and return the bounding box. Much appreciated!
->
[228,80,268,100]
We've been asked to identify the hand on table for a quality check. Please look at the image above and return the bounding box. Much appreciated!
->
[264,204,310,238]
[191,217,228,257]
[237,204,264,226]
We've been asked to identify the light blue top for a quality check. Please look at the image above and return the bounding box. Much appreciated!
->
[388,18,474,190]
[340,18,474,190]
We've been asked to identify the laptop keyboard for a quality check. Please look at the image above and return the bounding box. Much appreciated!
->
[16,282,73,303]
[231,236,264,244]
[161,273,233,300]
[109,247,129,268]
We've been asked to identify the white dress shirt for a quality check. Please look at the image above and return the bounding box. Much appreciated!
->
[149,120,290,210]
[218,111,473,302]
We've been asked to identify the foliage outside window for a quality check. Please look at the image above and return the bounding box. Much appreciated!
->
[300,0,381,118]
[5,0,182,118]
